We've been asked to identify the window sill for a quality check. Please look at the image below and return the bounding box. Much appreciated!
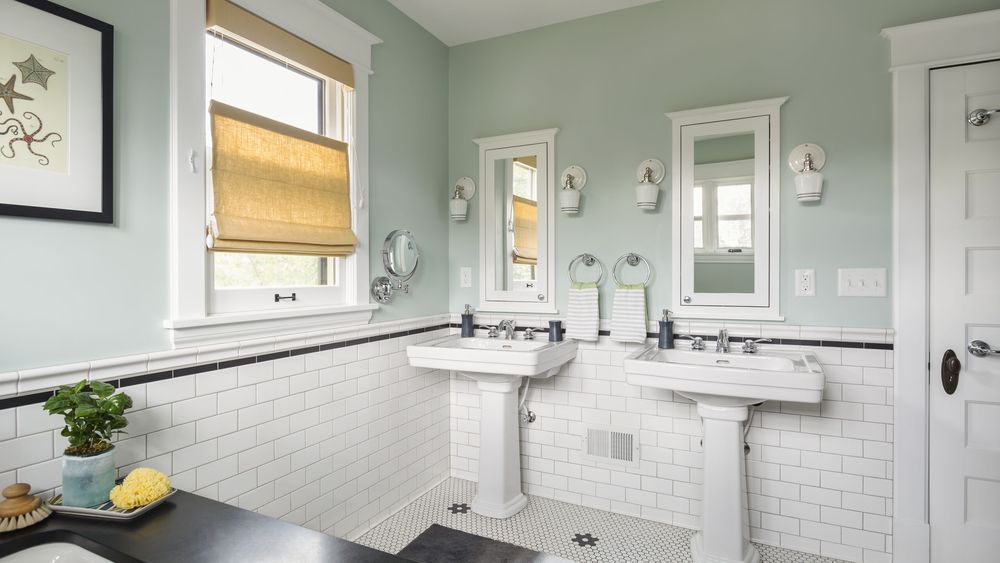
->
[163,303,378,348]
[694,253,754,264]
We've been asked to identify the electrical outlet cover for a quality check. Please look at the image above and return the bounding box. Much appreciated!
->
[795,269,815,297]
[460,267,472,288]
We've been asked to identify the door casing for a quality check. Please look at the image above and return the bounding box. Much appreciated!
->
[883,10,1000,563]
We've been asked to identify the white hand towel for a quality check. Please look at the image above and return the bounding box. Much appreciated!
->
[565,282,600,342]
[610,283,648,344]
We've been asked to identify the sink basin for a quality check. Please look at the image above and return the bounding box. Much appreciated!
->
[624,344,825,563]
[407,335,577,379]
[0,543,112,563]
[407,334,577,519]
[624,346,824,405]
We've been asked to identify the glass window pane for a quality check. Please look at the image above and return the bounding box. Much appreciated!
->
[693,186,703,218]
[718,219,752,248]
[512,264,535,282]
[512,163,536,200]
[717,183,751,216]
[207,35,336,290]
[207,34,321,134]
[693,219,704,249]
[214,254,336,289]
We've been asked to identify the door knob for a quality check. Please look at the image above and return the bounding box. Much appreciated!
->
[941,349,961,395]
[968,340,1000,358]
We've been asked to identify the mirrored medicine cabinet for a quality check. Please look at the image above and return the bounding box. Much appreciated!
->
[666,98,786,320]
[474,128,557,314]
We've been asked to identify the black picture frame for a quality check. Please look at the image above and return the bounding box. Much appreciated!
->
[0,0,114,223]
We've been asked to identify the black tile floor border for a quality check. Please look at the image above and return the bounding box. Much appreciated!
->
[0,323,453,411]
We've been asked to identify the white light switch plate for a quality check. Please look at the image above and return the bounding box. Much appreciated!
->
[837,268,887,297]
[460,267,472,288]
[795,269,815,297]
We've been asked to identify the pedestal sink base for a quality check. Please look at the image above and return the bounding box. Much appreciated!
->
[469,377,527,519]
[693,399,758,563]
[691,533,760,563]
[471,491,528,519]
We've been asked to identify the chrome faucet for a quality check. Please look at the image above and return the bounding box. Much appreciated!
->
[716,329,730,353]
[497,319,516,340]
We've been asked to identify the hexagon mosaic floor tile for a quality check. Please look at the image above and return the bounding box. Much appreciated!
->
[357,478,849,563]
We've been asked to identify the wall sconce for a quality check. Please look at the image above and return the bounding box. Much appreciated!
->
[559,165,587,215]
[788,143,826,203]
[635,159,665,210]
[449,176,476,221]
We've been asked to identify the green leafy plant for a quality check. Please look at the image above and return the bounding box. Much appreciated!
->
[43,379,132,457]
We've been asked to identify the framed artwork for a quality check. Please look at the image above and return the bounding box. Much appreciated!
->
[0,0,113,223]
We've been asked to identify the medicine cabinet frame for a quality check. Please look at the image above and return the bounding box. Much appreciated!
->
[474,128,558,314]
[666,97,787,320]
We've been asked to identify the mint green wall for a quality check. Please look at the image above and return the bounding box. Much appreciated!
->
[0,0,449,372]
[447,0,998,328]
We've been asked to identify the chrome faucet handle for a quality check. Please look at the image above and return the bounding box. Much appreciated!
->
[676,335,705,351]
[487,326,499,338]
[524,328,536,340]
[741,338,772,354]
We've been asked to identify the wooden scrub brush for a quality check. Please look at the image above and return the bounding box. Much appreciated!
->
[0,483,52,532]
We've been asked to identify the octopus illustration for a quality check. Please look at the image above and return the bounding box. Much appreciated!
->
[1,112,62,166]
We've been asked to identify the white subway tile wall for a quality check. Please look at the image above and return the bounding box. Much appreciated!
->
[0,327,451,541]
[450,334,893,563]
[0,317,893,561]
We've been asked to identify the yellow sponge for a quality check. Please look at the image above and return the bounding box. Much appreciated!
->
[109,468,171,509]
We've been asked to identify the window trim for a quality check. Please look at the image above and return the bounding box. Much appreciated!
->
[167,0,381,347]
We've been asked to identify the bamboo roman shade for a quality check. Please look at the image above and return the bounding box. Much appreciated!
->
[512,196,538,266]
[206,0,354,88]
[207,101,357,256]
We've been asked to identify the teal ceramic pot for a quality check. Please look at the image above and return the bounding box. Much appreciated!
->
[62,446,116,507]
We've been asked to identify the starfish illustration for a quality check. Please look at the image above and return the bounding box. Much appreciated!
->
[13,54,56,89]
[0,74,33,114]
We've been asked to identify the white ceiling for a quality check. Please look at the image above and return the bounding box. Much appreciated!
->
[387,0,662,46]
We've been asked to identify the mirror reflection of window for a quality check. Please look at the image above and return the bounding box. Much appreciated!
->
[692,132,756,294]
[510,157,538,289]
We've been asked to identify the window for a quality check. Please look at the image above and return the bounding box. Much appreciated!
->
[203,6,355,314]
[693,179,754,258]
[166,0,380,346]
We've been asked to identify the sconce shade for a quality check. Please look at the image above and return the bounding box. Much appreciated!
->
[449,197,469,220]
[560,188,581,214]
[795,170,823,202]
[636,182,658,209]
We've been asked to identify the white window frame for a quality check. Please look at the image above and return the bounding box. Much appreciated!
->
[166,0,381,347]
[206,40,350,314]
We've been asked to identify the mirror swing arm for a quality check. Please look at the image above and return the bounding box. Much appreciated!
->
[371,229,421,304]
[474,128,559,314]
[665,97,786,321]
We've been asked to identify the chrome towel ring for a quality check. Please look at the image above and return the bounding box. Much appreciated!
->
[568,253,605,285]
[612,252,652,287]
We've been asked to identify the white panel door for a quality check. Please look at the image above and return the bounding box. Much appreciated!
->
[929,59,1000,563]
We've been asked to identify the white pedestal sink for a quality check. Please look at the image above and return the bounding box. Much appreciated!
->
[407,335,577,518]
[624,346,824,563]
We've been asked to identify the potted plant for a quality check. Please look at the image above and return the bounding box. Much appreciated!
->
[43,379,132,507]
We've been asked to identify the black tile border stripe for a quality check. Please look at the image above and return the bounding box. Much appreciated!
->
[0,321,889,410]
[449,323,893,351]
[0,322,454,411]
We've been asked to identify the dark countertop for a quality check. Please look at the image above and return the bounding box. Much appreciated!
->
[0,490,408,562]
